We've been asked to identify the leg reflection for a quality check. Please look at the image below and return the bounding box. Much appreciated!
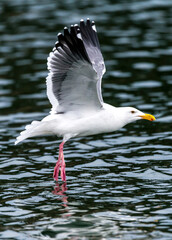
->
[52,182,68,207]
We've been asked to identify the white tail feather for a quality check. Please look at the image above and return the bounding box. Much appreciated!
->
[15,120,51,145]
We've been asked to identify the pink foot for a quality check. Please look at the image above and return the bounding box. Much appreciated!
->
[53,141,66,182]
[53,162,60,181]
[61,162,66,182]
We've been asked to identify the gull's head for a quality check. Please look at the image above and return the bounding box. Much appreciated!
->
[122,107,156,124]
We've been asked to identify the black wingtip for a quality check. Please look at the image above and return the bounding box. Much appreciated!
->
[64,27,69,35]
[53,18,100,65]
[80,19,86,28]
[86,18,91,26]
[58,33,64,42]
[77,28,81,34]
[55,41,61,49]
[74,24,79,32]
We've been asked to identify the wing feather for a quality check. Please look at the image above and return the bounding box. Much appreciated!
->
[46,19,106,114]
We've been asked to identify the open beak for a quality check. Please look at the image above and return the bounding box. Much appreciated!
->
[139,113,156,121]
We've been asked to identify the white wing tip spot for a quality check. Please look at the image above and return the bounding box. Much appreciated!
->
[77,32,82,40]
[92,25,97,32]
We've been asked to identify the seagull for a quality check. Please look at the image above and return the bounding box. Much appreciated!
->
[15,18,155,182]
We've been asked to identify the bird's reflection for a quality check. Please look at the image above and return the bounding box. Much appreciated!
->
[52,182,68,207]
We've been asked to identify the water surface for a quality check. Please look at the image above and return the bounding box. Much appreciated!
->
[0,0,172,239]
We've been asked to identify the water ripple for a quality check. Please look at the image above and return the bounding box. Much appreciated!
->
[0,0,172,239]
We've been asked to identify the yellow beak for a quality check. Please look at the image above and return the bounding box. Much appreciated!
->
[139,113,156,121]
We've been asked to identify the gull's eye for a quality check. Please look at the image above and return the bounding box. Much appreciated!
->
[131,110,135,114]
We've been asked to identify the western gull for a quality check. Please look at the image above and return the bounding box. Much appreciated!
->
[15,18,155,182]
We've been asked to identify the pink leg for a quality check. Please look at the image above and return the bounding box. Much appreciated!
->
[53,141,66,182]
[60,150,66,182]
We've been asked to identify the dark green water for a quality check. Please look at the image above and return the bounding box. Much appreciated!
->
[0,0,172,239]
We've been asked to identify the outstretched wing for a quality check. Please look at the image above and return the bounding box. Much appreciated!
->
[46,18,106,114]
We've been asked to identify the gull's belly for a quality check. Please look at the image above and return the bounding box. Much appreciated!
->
[44,105,126,138]
[76,116,123,136]
[60,109,125,137]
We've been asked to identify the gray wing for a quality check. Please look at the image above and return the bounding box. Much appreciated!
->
[46,18,106,114]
